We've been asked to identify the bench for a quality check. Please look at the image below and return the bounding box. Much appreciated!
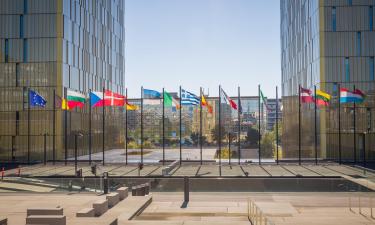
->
[76,208,95,217]
[116,187,128,200]
[26,215,66,225]
[0,217,7,225]
[27,207,63,217]
[106,193,120,207]
[93,199,108,216]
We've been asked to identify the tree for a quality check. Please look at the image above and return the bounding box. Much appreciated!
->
[211,124,226,143]
[190,132,199,146]
[245,127,259,147]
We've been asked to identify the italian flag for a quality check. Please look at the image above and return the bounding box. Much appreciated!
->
[164,91,181,109]
[67,89,86,109]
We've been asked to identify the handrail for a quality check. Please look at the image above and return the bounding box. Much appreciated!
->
[247,198,275,225]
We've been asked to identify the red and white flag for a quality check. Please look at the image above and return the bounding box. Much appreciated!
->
[221,88,237,110]
[300,87,314,103]
[104,90,125,106]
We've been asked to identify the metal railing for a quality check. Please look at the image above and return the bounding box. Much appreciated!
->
[247,198,275,225]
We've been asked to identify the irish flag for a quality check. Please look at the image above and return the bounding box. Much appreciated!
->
[340,88,365,103]
[164,91,181,109]
[67,89,86,109]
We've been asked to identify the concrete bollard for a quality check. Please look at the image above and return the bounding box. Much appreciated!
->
[184,176,189,203]
[145,183,150,195]
[132,186,137,196]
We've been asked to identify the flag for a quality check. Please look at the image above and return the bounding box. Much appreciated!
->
[300,87,314,103]
[164,91,181,109]
[62,98,69,110]
[143,89,161,98]
[181,89,199,105]
[315,90,331,106]
[201,95,213,114]
[29,89,47,107]
[67,89,86,109]
[340,88,365,103]
[90,90,125,107]
[125,102,139,110]
[259,89,271,110]
[220,88,238,110]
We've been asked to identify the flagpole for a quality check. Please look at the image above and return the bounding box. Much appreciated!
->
[53,88,56,165]
[276,86,279,165]
[179,85,182,165]
[102,87,105,166]
[338,83,342,164]
[353,85,357,164]
[64,88,68,165]
[88,89,92,165]
[27,88,30,164]
[298,84,301,165]
[141,86,144,164]
[162,88,165,165]
[219,85,222,176]
[314,85,318,165]
[258,85,261,165]
[125,88,128,165]
[200,87,203,165]
[238,86,241,165]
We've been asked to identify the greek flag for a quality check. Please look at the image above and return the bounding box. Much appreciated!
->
[181,89,199,105]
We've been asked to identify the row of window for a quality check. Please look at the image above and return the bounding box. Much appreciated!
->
[344,57,374,81]
[332,6,373,31]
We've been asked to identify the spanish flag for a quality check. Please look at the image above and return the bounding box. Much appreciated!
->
[201,95,213,114]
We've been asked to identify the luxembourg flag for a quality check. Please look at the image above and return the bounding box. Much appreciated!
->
[340,88,365,103]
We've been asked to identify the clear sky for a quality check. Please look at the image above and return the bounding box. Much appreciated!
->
[125,0,280,98]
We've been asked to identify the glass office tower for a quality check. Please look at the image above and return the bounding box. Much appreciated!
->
[281,0,375,161]
[0,0,125,163]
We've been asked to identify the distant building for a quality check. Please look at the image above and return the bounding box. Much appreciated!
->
[266,99,282,131]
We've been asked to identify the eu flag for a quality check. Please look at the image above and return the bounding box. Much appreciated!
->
[29,89,47,107]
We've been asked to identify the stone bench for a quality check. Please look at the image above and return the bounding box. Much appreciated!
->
[26,215,66,225]
[76,208,95,217]
[27,207,63,216]
[93,199,108,216]
[106,193,120,208]
[116,187,128,200]
[132,183,150,196]
[0,217,7,225]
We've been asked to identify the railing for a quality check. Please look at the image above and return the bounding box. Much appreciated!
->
[247,198,275,225]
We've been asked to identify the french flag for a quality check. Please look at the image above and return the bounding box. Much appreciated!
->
[340,88,365,103]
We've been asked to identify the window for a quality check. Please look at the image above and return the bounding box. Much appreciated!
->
[370,6,374,31]
[5,39,9,63]
[20,15,24,38]
[332,7,336,31]
[16,63,20,87]
[345,57,350,82]
[348,0,352,5]
[23,39,28,62]
[356,32,361,56]
[370,57,374,81]
[24,0,27,14]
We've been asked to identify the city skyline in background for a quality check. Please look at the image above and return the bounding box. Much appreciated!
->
[125,0,281,98]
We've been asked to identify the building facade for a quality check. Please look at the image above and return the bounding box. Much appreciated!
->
[0,0,125,163]
[281,0,375,161]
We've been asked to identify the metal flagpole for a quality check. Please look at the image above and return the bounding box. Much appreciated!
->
[298,84,301,165]
[314,85,318,165]
[200,87,203,165]
[64,88,68,165]
[338,83,342,164]
[228,133,231,165]
[179,86,182,165]
[27,88,30,164]
[276,86,279,165]
[88,89,92,165]
[125,88,128,165]
[258,85,261,165]
[162,88,165,165]
[141,86,144,164]
[353,85,357,164]
[53,89,56,165]
[219,85,222,176]
[238,86,241,165]
[102,87,105,166]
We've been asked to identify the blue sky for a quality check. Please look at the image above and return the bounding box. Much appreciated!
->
[125,0,280,98]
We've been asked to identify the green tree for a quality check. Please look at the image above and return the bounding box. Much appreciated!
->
[211,124,226,143]
[245,127,259,147]
[190,132,199,146]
